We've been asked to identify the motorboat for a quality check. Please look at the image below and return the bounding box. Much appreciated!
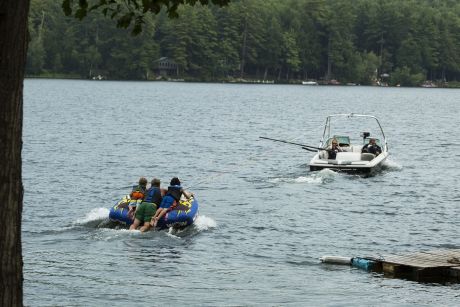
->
[309,113,389,175]
[302,80,318,85]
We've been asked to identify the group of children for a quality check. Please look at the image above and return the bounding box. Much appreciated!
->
[127,176,193,232]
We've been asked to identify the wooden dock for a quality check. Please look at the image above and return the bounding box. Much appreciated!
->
[321,249,460,283]
[376,249,460,283]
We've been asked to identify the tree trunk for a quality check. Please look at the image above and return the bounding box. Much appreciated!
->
[326,35,332,81]
[0,1,29,306]
[240,16,247,79]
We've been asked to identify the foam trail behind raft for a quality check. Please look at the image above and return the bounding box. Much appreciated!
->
[194,215,217,231]
[75,208,110,226]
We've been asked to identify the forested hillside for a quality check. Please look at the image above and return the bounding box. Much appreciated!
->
[27,0,460,86]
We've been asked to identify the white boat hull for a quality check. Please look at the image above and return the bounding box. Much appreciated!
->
[309,151,388,175]
[302,81,318,85]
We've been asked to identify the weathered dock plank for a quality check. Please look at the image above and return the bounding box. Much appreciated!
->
[450,267,460,279]
[379,249,460,282]
[320,249,460,283]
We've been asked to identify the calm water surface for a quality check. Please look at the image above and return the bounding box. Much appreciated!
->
[23,80,460,306]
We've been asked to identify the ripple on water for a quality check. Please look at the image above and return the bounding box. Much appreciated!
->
[22,81,460,306]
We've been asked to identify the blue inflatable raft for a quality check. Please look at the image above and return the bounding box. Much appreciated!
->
[109,195,199,230]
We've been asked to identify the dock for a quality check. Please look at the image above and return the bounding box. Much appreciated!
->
[320,249,460,283]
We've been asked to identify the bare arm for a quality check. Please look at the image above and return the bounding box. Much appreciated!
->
[182,189,192,200]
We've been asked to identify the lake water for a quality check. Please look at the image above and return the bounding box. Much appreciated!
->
[23,79,460,306]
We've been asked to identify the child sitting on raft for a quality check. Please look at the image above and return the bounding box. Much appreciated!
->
[150,177,193,227]
[127,177,148,219]
[129,178,166,232]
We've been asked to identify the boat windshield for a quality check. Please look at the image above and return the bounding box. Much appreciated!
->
[325,136,350,147]
[320,114,386,149]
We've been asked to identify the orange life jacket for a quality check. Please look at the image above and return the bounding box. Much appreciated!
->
[130,185,146,200]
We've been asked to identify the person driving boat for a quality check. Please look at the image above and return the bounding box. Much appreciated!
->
[361,138,381,156]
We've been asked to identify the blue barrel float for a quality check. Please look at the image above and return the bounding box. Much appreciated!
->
[320,256,378,271]
[109,195,199,230]
[351,257,377,271]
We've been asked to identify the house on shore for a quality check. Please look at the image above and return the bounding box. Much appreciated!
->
[154,57,179,77]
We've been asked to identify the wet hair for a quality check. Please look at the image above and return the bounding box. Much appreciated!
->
[139,177,148,187]
[170,177,181,186]
[151,178,160,187]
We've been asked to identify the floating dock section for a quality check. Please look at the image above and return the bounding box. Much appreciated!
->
[321,249,460,283]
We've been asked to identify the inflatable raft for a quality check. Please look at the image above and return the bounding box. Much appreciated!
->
[109,195,199,230]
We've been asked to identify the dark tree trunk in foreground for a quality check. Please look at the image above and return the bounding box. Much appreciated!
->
[0,0,29,306]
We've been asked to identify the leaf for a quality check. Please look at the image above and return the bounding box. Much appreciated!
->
[75,8,88,20]
[131,15,145,35]
[117,12,134,28]
[89,2,106,12]
[62,0,72,16]
[130,0,140,10]
[132,23,143,35]
[167,3,180,18]
[110,10,119,19]
[78,0,88,10]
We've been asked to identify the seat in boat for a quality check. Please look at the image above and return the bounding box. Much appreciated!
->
[361,153,375,161]
[335,152,361,161]
[319,150,330,159]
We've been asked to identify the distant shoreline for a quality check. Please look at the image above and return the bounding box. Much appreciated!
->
[24,76,460,88]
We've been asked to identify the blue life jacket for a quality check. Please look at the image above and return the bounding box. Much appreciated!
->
[144,187,163,205]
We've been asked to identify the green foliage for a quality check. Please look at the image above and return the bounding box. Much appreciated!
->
[26,0,460,85]
[62,0,230,34]
[282,30,301,78]
[390,66,425,86]
[358,52,380,85]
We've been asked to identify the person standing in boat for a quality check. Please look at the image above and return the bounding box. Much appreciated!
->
[130,178,166,232]
[327,138,343,159]
[150,177,193,228]
[362,138,382,156]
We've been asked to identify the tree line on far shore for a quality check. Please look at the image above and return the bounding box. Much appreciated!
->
[27,0,460,86]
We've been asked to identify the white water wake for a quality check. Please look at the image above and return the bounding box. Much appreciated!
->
[382,158,403,171]
[74,207,110,227]
[194,215,217,231]
[268,169,337,185]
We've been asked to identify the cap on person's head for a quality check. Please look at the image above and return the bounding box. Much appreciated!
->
[139,177,148,187]
[151,178,160,187]
[170,177,181,186]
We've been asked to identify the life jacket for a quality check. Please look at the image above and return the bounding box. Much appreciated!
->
[328,148,338,159]
[144,187,163,205]
[167,185,182,202]
[363,144,380,155]
[130,184,146,200]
